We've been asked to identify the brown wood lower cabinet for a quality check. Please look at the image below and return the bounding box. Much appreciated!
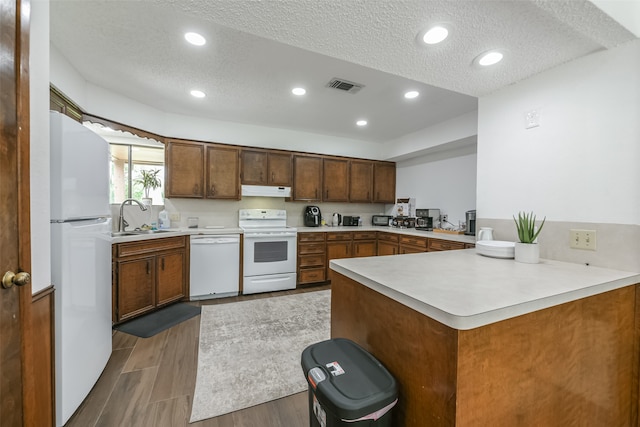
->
[400,235,427,254]
[427,238,466,252]
[297,232,326,285]
[113,236,187,323]
[377,232,399,256]
[352,231,377,257]
[326,232,353,277]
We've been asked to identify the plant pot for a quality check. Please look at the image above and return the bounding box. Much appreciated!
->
[514,242,540,264]
[141,197,152,207]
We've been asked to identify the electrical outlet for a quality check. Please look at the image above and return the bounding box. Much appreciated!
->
[525,109,540,129]
[169,213,180,221]
[441,214,448,224]
[570,229,596,251]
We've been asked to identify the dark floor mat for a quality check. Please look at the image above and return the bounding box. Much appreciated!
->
[114,303,201,338]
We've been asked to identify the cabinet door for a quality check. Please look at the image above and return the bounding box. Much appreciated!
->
[268,152,292,186]
[377,240,398,256]
[165,141,204,198]
[400,245,425,254]
[353,241,377,257]
[349,160,373,203]
[241,149,268,185]
[206,145,240,199]
[373,162,396,203]
[293,155,322,201]
[156,250,185,307]
[117,256,156,321]
[326,241,352,262]
[323,158,349,202]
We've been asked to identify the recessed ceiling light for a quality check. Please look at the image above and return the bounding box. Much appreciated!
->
[292,87,306,96]
[190,90,206,98]
[404,91,419,99]
[185,32,206,46]
[422,26,449,45]
[477,50,504,66]
[356,120,367,127]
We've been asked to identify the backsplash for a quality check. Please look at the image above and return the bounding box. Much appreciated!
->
[478,218,640,273]
[112,198,393,230]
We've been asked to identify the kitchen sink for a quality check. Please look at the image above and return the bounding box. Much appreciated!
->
[111,231,138,237]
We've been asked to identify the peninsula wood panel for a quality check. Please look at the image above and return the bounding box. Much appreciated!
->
[330,272,640,427]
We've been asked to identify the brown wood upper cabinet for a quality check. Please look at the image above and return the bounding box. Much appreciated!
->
[165,140,205,198]
[323,158,349,202]
[241,149,292,186]
[206,145,240,199]
[293,154,323,201]
[349,160,373,203]
[373,162,396,203]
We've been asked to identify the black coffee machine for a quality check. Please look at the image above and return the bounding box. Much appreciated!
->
[304,206,322,227]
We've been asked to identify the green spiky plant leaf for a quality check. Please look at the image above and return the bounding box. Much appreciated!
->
[513,211,546,243]
[134,169,161,198]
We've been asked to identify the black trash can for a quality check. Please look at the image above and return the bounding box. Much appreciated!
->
[301,338,398,427]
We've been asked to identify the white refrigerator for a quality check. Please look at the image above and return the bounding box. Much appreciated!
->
[50,111,112,427]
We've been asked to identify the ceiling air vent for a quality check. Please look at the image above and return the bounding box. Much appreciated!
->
[326,78,365,94]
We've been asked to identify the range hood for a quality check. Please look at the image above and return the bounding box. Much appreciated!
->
[241,185,292,198]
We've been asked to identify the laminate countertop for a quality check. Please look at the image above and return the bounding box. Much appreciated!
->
[330,250,640,330]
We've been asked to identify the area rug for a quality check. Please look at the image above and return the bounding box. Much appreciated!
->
[189,290,331,422]
[114,303,201,338]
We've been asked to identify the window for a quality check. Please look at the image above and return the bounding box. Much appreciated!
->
[110,143,165,205]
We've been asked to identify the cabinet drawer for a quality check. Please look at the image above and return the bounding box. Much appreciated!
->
[116,236,186,258]
[298,232,325,243]
[427,239,465,252]
[299,254,325,268]
[326,232,352,241]
[377,232,399,243]
[353,231,377,240]
[298,268,326,284]
[298,243,326,255]
[400,235,427,249]
[465,243,476,249]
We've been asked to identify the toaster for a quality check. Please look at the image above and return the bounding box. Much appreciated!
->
[372,215,392,226]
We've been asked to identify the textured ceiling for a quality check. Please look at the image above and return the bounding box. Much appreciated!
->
[49,0,637,144]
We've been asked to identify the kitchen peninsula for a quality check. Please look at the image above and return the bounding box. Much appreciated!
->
[330,251,640,426]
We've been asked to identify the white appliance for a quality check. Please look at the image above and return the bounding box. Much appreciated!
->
[239,209,297,294]
[50,111,112,427]
[241,184,292,197]
[190,235,240,300]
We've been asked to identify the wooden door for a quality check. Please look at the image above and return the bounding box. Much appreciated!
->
[0,1,32,424]
[165,141,205,198]
[156,250,185,306]
[268,152,292,186]
[206,145,240,199]
[293,155,322,201]
[241,149,268,185]
[322,158,349,202]
[349,160,373,202]
[373,162,396,203]
[377,241,398,256]
[116,257,156,321]
[353,241,377,257]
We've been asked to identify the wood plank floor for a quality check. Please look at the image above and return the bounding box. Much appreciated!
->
[66,285,329,427]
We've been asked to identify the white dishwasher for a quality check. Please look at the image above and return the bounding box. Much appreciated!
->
[190,234,240,300]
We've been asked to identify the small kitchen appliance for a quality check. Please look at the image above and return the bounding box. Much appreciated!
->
[342,216,360,226]
[465,210,476,236]
[304,206,322,227]
[415,209,440,231]
[391,217,416,229]
[332,213,342,226]
[372,215,393,226]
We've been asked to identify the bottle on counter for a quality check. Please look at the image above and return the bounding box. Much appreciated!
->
[158,209,171,229]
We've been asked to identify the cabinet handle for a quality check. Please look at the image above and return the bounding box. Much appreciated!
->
[161,257,165,270]
[271,172,275,182]
[146,260,150,275]
[193,184,199,194]
[315,189,318,198]
[326,190,329,199]
[210,185,215,195]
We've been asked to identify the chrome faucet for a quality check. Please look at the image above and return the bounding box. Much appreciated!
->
[118,198,149,232]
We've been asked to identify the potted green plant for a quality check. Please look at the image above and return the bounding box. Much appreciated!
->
[513,211,546,263]
[134,169,161,206]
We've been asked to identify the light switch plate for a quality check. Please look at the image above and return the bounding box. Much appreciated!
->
[169,213,180,221]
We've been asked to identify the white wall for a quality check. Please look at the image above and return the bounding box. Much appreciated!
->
[30,0,51,294]
[476,40,640,272]
[396,149,477,226]
[477,40,640,225]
